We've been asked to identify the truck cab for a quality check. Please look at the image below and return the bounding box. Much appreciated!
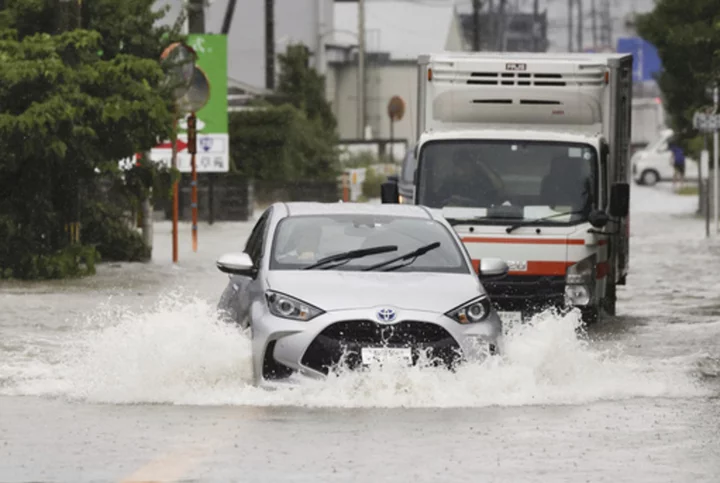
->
[382,52,633,324]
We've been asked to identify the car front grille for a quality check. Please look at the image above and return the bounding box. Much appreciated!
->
[301,320,462,375]
[483,275,566,313]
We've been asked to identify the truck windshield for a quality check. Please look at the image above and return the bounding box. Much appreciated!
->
[416,140,599,225]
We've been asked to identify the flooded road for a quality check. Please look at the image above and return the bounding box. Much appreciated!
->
[1,185,719,482]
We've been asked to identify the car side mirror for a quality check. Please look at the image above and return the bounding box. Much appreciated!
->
[588,209,610,228]
[216,252,256,277]
[478,258,509,280]
[609,182,630,218]
[380,179,399,204]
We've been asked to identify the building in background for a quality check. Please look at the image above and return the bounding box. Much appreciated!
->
[330,1,463,147]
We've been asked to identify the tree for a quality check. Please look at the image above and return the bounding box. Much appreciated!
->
[276,43,338,134]
[231,43,340,182]
[0,0,182,279]
[635,0,720,144]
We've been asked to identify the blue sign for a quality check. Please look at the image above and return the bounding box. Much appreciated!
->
[616,37,662,83]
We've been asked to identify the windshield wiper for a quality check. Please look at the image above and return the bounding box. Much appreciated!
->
[446,216,493,226]
[361,242,441,272]
[505,210,586,234]
[303,245,398,270]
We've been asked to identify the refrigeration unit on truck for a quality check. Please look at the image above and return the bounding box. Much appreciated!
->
[381,52,633,324]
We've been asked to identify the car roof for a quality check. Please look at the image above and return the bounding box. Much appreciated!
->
[275,201,438,220]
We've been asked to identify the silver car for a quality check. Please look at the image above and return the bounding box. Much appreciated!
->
[216,202,509,386]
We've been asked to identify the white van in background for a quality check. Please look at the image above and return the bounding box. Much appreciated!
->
[632,129,699,186]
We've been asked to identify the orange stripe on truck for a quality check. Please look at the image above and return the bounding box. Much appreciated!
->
[462,237,607,246]
[474,260,573,276]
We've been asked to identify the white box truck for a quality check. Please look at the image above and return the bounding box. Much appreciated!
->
[381,52,633,323]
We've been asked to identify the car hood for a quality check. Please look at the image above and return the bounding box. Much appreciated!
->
[265,271,483,312]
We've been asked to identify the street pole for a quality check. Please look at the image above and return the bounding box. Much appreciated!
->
[713,85,719,234]
[315,0,326,75]
[472,0,481,52]
[590,0,597,48]
[357,0,366,139]
[567,0,573,52]
[576,0,583,52]
[265,0,275,90]
[188,112,198,252]
[532,0,539,51]
[171,117,179,262]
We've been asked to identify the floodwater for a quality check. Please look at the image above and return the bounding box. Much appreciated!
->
[1,185,719,482]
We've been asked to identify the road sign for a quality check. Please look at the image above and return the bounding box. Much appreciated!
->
[693,112,720,132]
[616,37,662,83]
[153,34,228,173]
[387,95,405,121]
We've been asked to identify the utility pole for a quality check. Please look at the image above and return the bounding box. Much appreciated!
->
[590,0,598,49]
[713,85,719,234]
[221,0,237,34]
[187,0,205,34]
[567,0,574,52]
[532,0,539,51]
[315,0,326,75]
[599,0,611,49]
[497,0,506,51]
[357,0,365,139]
[472,0,481,52]
[265,0,275,90]
[576,0,583,52]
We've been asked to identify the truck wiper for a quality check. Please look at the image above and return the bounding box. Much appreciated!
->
[505,210,586,234]
[361,242,441,272]
[446,216,492,226]
[303,245,398,270]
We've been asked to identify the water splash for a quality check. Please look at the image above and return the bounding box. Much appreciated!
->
[0,294,711,408]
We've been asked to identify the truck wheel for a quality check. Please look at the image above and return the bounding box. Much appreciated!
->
[641,169,659,186]
[604,280,617,316]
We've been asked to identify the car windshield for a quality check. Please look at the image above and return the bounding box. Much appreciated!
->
[269,214,469,273]
[416,140,599,225]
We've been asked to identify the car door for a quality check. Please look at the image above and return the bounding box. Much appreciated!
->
[233,208,273,328]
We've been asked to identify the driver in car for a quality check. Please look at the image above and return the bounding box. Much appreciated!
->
[432,147,503,208]
[277,224,322,262]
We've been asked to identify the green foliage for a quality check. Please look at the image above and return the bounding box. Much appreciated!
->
[277,43,338,134]
[230,43,341,182]
[230,105,339,182]
[362,169,386,200]
[0,0,181,279]
[636,0,720,142]
[81,201,150,262]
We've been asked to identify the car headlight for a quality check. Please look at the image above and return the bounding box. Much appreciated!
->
[565,255,596,306]
[445,296,492,324]
[265,290,324,321]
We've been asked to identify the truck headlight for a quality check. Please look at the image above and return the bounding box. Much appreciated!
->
[565,255,596,306]
[565,285,590,306]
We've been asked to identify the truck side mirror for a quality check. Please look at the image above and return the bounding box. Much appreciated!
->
[380,179,399,204]
[609,182,630,217]
[588,209,610,228]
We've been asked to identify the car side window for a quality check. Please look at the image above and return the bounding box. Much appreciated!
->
[244,208,272,265]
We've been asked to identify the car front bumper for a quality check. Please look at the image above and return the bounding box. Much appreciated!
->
[252,306,503,382]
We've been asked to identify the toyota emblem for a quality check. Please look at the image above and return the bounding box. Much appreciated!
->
[376,308,397,323]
